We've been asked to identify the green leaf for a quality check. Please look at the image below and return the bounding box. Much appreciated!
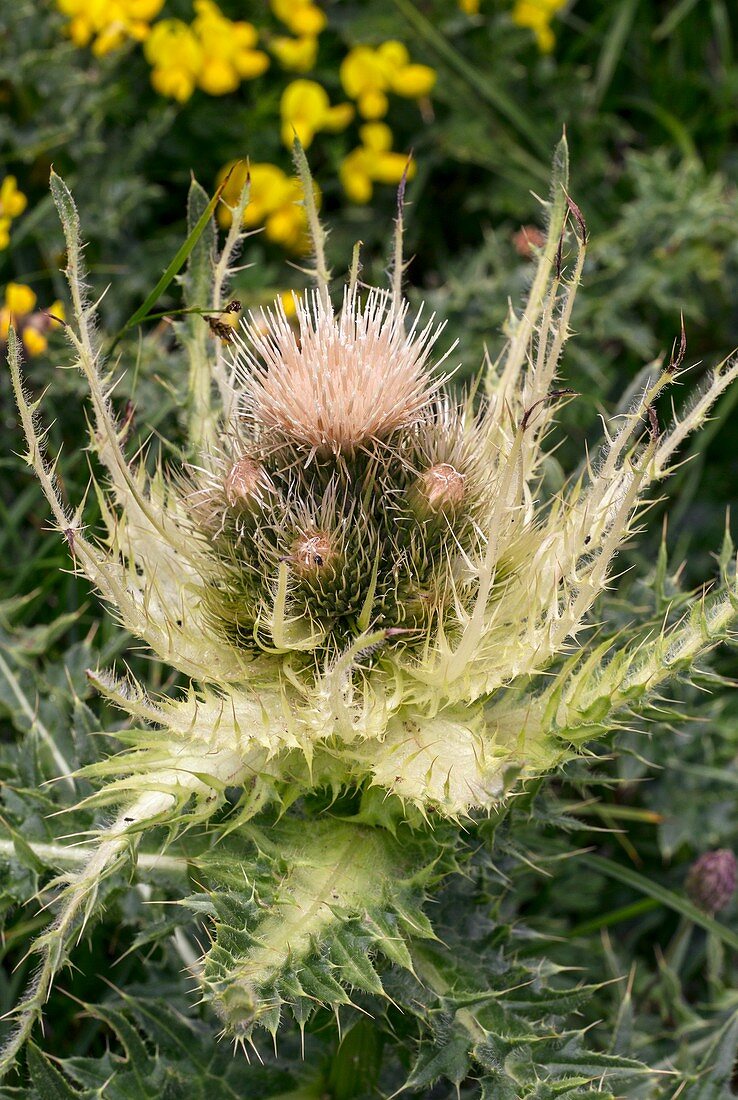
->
[404,1028,471,1091]
[326,1019,383,1100]
[194,820,435,1040]
[27,1043,79,1100]
[685,1009,738,1099]
[182,178,217,313]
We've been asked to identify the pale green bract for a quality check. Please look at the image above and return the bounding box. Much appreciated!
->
[3,136,737,1073]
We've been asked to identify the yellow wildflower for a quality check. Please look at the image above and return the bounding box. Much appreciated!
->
[56,0,164,56]
[49,299,66,325]
[252,290,303,334]
[340,41,436,119]
[217,161,312,253]
[270,0,326,38]
[280,79,353,148]
[22,328,48,357]
[270,35,318,73]
[459,0,481,12]
[0,283,60,358]
[279,290,300,319]
[144,4,268,100]
[339,122,414,205]
[193,1,269,95]
[6,282,36,316]
[512,0,567,52]
[0,176,27,250]
[0,177,28,220]
[144,20,202,101]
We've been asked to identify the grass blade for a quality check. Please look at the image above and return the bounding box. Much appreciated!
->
[108,166,235,351]
[581,854,738,952]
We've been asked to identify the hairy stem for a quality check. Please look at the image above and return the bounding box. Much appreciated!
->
[0,837,189,876]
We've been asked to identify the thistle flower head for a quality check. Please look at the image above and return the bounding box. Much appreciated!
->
[234,287,445,455]
[686,849,737,913]
[12,148,738,822]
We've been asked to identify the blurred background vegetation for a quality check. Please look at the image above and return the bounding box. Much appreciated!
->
[2,1,738,1095]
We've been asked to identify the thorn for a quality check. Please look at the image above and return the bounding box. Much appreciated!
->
[667,313,687,372]
[555,226,565,279]
[120,399,136,444]
[520,388,577,431]
[397,154,412,218]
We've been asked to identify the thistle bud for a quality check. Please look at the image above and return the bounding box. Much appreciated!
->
[224,457,266,509]
[290,530,335,576]
[686,849,737,913]
[416,462,466,513]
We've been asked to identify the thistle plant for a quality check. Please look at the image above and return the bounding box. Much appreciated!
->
[3,136,738,1086]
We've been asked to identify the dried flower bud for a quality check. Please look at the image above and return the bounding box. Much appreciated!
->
[290,530,335,576]
[224,457,265,509]
[686,849,737,913]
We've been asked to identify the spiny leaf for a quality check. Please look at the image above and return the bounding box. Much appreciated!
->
[684,1009,738,1099]
[26,1043,79,1100]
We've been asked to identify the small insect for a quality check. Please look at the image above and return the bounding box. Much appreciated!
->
[204,299,242,342]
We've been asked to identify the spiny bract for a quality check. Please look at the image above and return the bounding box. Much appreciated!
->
[4,138,738,1067]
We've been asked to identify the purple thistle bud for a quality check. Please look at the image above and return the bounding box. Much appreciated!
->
[686,849,737,913]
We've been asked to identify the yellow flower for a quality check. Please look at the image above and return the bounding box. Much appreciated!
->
[127,0,162,18]
[49,300,66,325]
[193,0,269,95]
[56,0,164,55]
[270,34,318,73]
[217,161,313,253]
[0,176,27,249]
[22,328,48,357]
[339,122,415,205]
[390,63,437,99]
[340,46,388,119]
[512,0,567,52]
[279,290,300,318]
[459,0,481,11]
[144,20,202,101]
[280,79,353,148]
[1,283,54,357]
[6,282,36,316]
[91,24,128,56]
[270,0,326,38]
[340,41,436,119]
[143,3,268,100]
[0,176,27,220]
